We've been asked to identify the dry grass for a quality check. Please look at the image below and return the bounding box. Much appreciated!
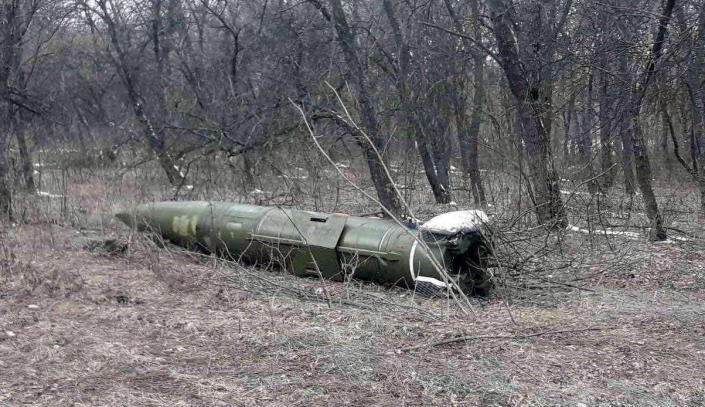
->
[1,159,705,406]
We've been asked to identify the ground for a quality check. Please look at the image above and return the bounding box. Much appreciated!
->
[1,166,705,406]
[1,220,704,406]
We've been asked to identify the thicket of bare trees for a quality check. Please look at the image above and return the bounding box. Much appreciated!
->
[1,0,704,239]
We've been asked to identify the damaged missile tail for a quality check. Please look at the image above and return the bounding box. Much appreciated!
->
[116,202,493,295]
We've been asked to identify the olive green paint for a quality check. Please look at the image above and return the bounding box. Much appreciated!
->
[116,201,492,295]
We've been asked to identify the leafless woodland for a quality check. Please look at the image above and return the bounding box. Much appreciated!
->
[1,0,705,405]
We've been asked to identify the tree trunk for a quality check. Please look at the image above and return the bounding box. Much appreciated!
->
[326,0,403,216]
[660,109,669,153]
[562,92,576,164]
[619,111,637,195]
[443,0,487,206]
[93,0,186,188]
[676,1,705,212]
[465,53,488,206]
[415,135,451,204]
[488,0,567,228]
[14,125,34,192]
[632,116,666,240]
[624,0,676,240]
[597,66,616,189]
[428,115,453,204]
[0,111,11,219]
[693,12,705,214]
[133,102,185,186]
[382,0,452,205]
[579,74,598,194]
[516,101,567,226]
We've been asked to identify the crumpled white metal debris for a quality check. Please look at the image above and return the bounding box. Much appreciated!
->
[420,210,489,235]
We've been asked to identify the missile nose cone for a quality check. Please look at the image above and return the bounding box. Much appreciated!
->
[115,211,134,227]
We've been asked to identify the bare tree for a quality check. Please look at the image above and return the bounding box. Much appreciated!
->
[487,0,569,228]
[310,0,403,216]
[443,0,487,206]
[80,0,186,186]
[623,0,677,240]
[0,0,41,218]
[677,1,705,212]
[382,0,453,204]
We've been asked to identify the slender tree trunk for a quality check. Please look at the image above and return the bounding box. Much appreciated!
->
[92,0,185,188]
[416,134,451,204]
[466,55,488,206]
[0,109,11,219]
[444,0,487,206]
[382,0,451,204]
[326,0,402,215]
[624,0,676,240]
[616,54,637,195]
[579,73,598,194]
[620,113,637,195]
[133,102,184,186]
[562,92,576,164]
[14,124,34,192]
[631,115,666,240]
[597,68,616,189]
[488,0,567,228]
[675,2,705,212]
[660,109,669,153]
[429,117,453,204]
[515,102,566,226]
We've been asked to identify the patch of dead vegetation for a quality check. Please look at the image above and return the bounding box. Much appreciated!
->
[1,222,705,406]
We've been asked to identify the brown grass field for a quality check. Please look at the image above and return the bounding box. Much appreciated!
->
[1,160,705,406]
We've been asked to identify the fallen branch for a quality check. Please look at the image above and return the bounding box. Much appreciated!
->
[397,326,613,353]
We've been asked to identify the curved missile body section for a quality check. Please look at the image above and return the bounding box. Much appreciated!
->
[116,202,492,295]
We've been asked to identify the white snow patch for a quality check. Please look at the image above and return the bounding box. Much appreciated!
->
[37,191,66,199]
[173,165,186,179]
[655,236,690,243]
[420,210,489,235]
[569,225,691,242]
[560,190,592,196]
[250,189,266,195]
[568,225,641,239]
[282,174,308,180]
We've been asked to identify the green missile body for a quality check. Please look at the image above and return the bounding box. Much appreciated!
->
[116,201,492,295]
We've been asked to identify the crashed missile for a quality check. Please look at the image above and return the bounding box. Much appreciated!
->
[116,202,493,295]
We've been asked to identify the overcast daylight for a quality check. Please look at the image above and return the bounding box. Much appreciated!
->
[1,0,705,405]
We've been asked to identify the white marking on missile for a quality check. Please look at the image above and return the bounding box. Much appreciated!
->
[255,209,273,235]
[416,276,449,288]
[190,215,199,235]
[172,215,192,237]
[408,240,418,281]
[409,240,450,289]
[377,227,394,253]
